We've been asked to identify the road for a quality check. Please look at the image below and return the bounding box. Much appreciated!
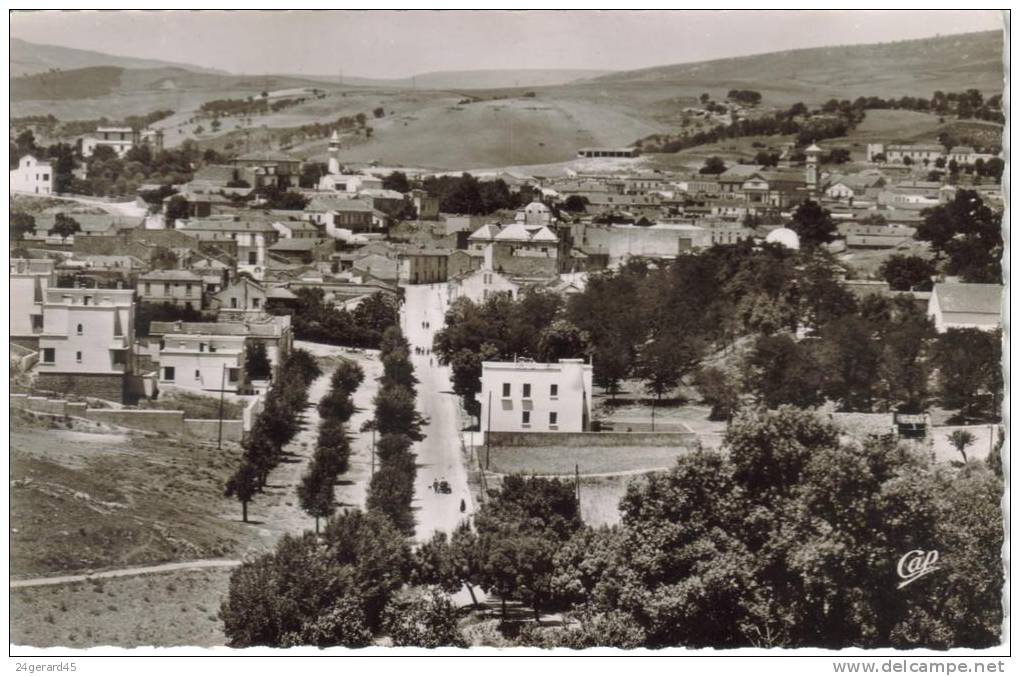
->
[10,559,240,589]
[401,283,475,543]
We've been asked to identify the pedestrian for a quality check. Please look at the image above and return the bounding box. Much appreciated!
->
[433,479,439,492]
[459,498,466,513]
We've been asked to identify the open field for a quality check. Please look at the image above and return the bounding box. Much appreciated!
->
[11,567,231,648]
[10,410,256,578]
[486,445,690,476]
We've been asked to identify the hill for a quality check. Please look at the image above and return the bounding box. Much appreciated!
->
[332,69,613,90]
[583,30,1004,104]
[10,38,227,77]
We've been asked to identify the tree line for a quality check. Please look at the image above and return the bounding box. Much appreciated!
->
[224,348,322,522]
[297,359,366,533]
[365,326,427,535]
[269,289,400,350]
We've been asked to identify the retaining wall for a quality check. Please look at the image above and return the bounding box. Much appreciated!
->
[485,430,700,448]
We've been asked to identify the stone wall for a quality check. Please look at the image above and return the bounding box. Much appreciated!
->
[35,372,127,404]
[485,431,700,448]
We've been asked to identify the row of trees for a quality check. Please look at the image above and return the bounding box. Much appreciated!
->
[297,359,366,533]
[269,289,400,350]
[366,327,426,535]
[224,349,322,522]
[421,173,540,216]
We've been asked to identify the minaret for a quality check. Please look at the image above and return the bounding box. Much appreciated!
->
[327,130,341,175]
[805,142,822,194]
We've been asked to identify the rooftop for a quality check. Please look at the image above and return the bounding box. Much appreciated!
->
[933,283,1001,315]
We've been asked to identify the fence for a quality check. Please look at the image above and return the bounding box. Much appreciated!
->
[485,430,700,448]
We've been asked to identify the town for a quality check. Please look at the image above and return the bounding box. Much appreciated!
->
[8,12,1005,655]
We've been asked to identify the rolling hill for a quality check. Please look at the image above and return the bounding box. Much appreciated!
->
[10,37,227,77]
[582,30,1004,104]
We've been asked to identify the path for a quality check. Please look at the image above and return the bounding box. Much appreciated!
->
[401,284,475,543]
[10,559,240,589]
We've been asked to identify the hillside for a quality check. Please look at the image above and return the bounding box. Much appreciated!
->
[332,69,613,90]
[10,38,227,77]
[583,30,1004,104]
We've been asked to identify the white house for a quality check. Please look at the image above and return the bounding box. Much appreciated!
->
[152,332,247,393]
[82,127,138,157]
[10,258,56,348]
[479,358,593,434]
[927,282,1001,333]
[448,267,520,304]
[10,155,54,195]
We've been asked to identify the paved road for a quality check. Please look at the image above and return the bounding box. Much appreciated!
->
[401,284,475,543]
[10,559,241,589]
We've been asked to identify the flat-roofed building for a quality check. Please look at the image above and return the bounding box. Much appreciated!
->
[137,269,206,309]
[10,258,56,349]
[479,358,593,434]
[36,287,135,403]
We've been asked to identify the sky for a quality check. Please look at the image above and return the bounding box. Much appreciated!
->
[10,10,1004,80]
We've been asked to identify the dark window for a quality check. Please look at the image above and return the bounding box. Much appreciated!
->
[523,383,531,398]
[550,383,558,397]
[549,412,558,426]
[522,411,531,425]
[502,382,511,397]
[163,366,176,381]
[75,351,82,363]
[42,348,55,363]
[76,323,83,335]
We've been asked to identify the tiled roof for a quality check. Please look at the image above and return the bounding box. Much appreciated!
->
[138,269,205,282]
[933,283,1001,315]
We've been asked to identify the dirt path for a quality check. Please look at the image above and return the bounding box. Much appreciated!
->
[402,284,475,543]
[10,559,240,589]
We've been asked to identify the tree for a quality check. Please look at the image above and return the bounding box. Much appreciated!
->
[931,328,1002,419]
[562,195,590,213]
[816,316,882,411]
[382,587,466,647]
[634,332,704,405]
[537,320,589,362]
[876,302,934,413]
[164,194,190,227]
[789,200,836,247]
[700,156,727,175]
[297,460,336,533]
[11,211,36,241]
[948,430,976,463]
[880,254,936,291]
[743,333,824,409]
[373,106,385,118]
[381,170,410,193]
[331,359,366,394]
[245,341,272,380]
[224,459,259,522]
[694,366,741,421]
[48,213,81,240]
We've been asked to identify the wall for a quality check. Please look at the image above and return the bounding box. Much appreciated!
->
[34,373,127,404]
[11,394,245,443]
[485,431,700,448]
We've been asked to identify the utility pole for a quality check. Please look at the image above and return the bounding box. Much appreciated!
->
[575,464,580,506]
[217,364,227,449]
[371,426,376,477]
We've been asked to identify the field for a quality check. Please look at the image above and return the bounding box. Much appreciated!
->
[10,568,231,648]
[10,410,257,578]
[487,445,690,476]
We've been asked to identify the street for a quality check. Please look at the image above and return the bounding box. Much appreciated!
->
[401,283,475,543]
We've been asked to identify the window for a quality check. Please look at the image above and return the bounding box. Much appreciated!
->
[549,412,558,426]
[522,411,531,426]
[199,343,206,353]
[164,283,171,295]
[195,370,201,381]
[209,344,217,353]
[523,383,532,398]
[112,350,126,366]
[163,366,176,381]
[144,283,151,295]
[185,284,193,296]
[501,382,511,398]
[76,323,83,335]
[42,348,55,363]
[253,298,261,309]
[83,296,92,306]
[227,368,239,383]
[75,351,82,363]
[550,383,558,398]
[248,252,258,265]
[230,297,238,309]
[42,173,49,181]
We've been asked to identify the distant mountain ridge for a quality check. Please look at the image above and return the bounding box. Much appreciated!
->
[10,38,230,77]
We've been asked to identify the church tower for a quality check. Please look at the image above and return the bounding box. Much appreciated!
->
[327,130,341,175]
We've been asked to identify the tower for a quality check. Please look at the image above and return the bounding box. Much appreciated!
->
[805,142,822,193]
[327,130,341,175]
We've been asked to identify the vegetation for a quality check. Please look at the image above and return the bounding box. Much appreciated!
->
[269,289,399,349]
[916,190,1002,284]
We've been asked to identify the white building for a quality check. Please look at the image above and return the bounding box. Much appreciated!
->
[448,267,520,304]
[10,258,56,348]
[152,332,247,393]
[10,155,54,195]
[479,358,593,434]
[927,282,1001,333]
[82,127,138,157]
[35,287,135,403]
